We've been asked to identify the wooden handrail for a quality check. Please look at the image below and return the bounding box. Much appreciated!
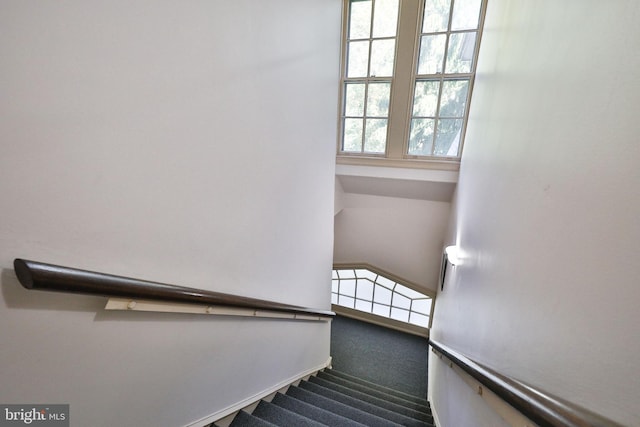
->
[429,340,623,427]
[14,259,335,318]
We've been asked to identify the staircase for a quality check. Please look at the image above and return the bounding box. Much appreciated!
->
[217,368,434,427]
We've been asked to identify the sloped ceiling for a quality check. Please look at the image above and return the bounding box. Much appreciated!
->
[335,164,458,202]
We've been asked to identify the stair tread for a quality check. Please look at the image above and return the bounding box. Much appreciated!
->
[317,371,432,415]
[308,376,433,424]
[271,392,368,427]
[252,400,325,427]
[228,410,279,427]
[326,369,430,406]
[287,384,404,427]
[299,380,433,427]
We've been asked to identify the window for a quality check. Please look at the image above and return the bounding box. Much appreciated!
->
[338,0,486,163]
[341,0,400,154]
[332,267,434,328]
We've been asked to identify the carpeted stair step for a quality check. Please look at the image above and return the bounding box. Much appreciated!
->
[271,392,368,427]
[227,410,278,427]
[325,369,430,407]
[250,400,325,427]
[317,371,432,415]
[287,384,404,427]
[307,375,434,424]
[298,380,432,427]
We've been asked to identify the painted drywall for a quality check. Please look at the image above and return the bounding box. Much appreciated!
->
[429,354,510,427]
[430,0,640,426]
[0,1,340,426]
[335,177,345,216]
[334,193,450,291]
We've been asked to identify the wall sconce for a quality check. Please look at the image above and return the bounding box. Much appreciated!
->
[445,245,461,266]
[440,245,461,291]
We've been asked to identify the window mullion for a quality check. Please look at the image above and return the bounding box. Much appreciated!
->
[361,83,369,153]
[385,0,421,160]
[364,0,374,153]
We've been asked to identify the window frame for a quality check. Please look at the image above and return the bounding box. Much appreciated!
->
[331,264,436,334]
[337,0,487,167]
[338,0,401,157]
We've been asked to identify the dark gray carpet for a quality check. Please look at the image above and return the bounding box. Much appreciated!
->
[221,315,433,426]
[316,371,432,415]
[298,380,426,427]
[330,315,429,397]
[271,392,367,426]
[227,410,277,427]
[251,401,325,427]
[323,369,431,408]
[285,385,403,427]
[223,370,434,427]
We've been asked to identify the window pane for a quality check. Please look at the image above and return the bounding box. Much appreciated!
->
[439,79,469,117]
[390,307,409,322]
[445,32,476,73]
[337,269,356,279]
[408,118,435,155]
[376,275,395,289]
[356,279,374,300]
[411,298,433,315]
[355,299,373,313]
[347,41,369,77]
[354,269,377,281]
[451,0,482,30]
[392,293,411,310]
[413,80,440,117]
[345,83,366,116]
[339,279,356,297]
[364,118,387,153]
[370,39,395,77]
[373,303,390,317]
[434,118,463,156]
[366,82,391,116]
[338,295,355,308]
[422,0,451,33]
[409,312,430,327]
[417,34,446,74]
[394,284,425,299]
[372,0,399,38]
[343,118,363,152]
[373,285,392,304]
[349,0,372,39]
[332,268,433,328]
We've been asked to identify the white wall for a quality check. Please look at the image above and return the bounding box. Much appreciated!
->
[334,193,450,291]
[0,1,340,426]
[335,177,345,216]
[430,1,640,426]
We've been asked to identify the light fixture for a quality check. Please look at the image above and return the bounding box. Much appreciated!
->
[445,245,461,266]
[440,245,461,291]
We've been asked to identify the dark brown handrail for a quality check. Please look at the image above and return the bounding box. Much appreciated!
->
[14,259,335,318]
[429,340,623,427]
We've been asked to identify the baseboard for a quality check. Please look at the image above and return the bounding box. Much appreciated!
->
[184,357,332,427]
[431,402,442,427]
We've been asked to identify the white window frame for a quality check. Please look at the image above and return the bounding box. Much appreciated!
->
[337,0,487,169]
[331,264,436,336]
[338,0,400,156]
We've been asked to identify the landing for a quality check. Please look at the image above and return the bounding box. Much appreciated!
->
[330,315,429,398]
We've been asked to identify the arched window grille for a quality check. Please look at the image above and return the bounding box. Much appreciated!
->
[332,266,433,328]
